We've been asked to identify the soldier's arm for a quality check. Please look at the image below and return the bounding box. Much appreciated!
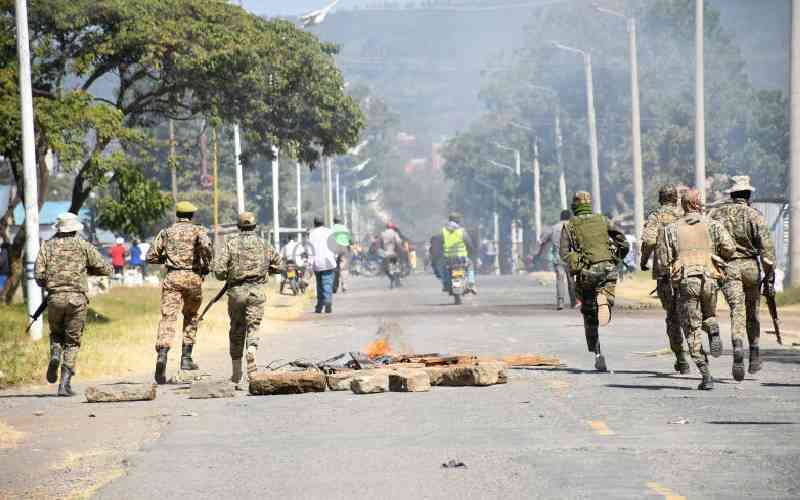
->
[655,226,673,271]
[752,212,776,272]
[607,219,630,259]
[34,243,47,287]
[146,231,165,264]
[639,213,659,269]
[212,240,230,282]
[713,222,736,261]
[84,241,114,276]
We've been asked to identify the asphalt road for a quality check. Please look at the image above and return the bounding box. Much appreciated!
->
[4,273,800,499]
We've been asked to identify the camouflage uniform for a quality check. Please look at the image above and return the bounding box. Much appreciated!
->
[35,227,112,395]
[657,196,735,390]
[213,212,282,383]
[710,196,775,377]
[640,198,686,369]
[147,218,212,351]
[559,192,629,371]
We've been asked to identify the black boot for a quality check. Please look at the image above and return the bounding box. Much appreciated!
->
[697,363,714,390]
[181,344,199,370]
[585,325,599,354]
[154,347,169,385]
[47,345,63,384]
[732,338,745,381]
[593,343,607,372]
[57,365,75,397]
[748,346,762,374]
[230,358,243,385]
[674,352,691,375]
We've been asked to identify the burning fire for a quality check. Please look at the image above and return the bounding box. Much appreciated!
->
[365,337,392,358]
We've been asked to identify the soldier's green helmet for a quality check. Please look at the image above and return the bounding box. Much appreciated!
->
[238,211,257,229]
[175,201,198,214]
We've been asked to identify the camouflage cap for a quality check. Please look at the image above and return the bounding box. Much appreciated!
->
[726,175,755,194]
[238,211,257,228]
[573,191,592,206]
[53,212,83,234]
[175,201,198,213]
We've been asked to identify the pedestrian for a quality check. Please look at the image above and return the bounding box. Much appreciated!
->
[0,240,10,289]
[129,239,144,275]
[440,212,477,293]
[709,176,776,380]
[146,201,212,384]
[110,237,127,277]
[213,212,282,384]
[640,184,689,373]
[138,240,151,277]
[560,192,629,372]
[657,189,735,390]
[535,209,577,310]
[34,213,113,396]
[308,216,337,313]
[380,222,403,287]
[332,216,352,293]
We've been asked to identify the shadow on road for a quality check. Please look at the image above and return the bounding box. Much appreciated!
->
[706,421,797,425]
[761,349,800,366]
[761,382,800,388]
[606,383,693,391]
[0,393,60,399]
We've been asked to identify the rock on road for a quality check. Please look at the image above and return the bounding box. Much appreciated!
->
[3,274,800,499]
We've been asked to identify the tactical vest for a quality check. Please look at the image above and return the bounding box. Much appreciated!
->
[442,227,468,258]
[45,237,89,293]
[674,218,717,278]
[570,214,613,265]
[229,233,268,284]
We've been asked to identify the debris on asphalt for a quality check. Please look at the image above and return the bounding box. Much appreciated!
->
[85,383,157,403]
[88,413,96,418]
[189,380,235,399]
[668,418,689,425]
[441,460,467,469]
[33,410,44,416]
[249,370,327,395]
[181,411,198,417]
[168,370,212,385]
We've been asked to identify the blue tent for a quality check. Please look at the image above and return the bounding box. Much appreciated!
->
[13,202,90,226]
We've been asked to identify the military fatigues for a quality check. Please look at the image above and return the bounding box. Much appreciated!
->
[559,210,629,363]
[213,230,282,380]
[147,218,212,351]
[34,235,112,379]
[657,214,735,383]
[710,200,776,352]
[640,204,686,366]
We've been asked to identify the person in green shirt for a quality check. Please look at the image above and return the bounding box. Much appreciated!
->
[332,217,352,293]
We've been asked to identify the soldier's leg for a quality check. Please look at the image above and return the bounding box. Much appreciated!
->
[227,291,246,384]
[59,293,88,397]
[657,278,687,369]
[244,288,266,378]
[180,275,203,347]
[680,278,713,389]
[578,278,599,353]
[596,263,617,326]
[719,263,746,355]
[567,271,577,307]
[156,275,182,351]
[554,264,567,309]
[741,260,763,374]
[46,295,67,384]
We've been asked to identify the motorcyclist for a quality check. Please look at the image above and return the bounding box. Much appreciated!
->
[441,212,476,294]
[380,222,403,287]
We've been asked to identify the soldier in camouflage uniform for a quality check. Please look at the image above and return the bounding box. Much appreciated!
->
[640,184,690,374]
[34,213,113,396]
[213,212,282,384]
[146,201,212,384]
[560,192,629,372]
[657,189,735,390]
[709,176,776,381]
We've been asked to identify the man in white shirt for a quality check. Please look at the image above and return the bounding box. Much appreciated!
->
[307,216,337,313]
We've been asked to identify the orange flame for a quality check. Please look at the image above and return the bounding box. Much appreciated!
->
[365,337,391,358]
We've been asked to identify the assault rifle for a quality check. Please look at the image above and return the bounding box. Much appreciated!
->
[25,295,49,333]
[198,283,228,322]
[762,272,782,345]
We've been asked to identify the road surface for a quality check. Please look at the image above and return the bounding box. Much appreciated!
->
[2,274,799,499]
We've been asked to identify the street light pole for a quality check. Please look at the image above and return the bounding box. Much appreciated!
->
[15,0,42,340]
[327,158,335,226]
[695,0,706,202]
[234,124,245,213]
[335,165,341,217]
[296,162,303,230]
[272,146,280,247]
[552,42,602,213]
[492,143,522,272]
[555,107,567,210]
[533,140,542,243]
[475,178,501,276]
[790,0,800,285]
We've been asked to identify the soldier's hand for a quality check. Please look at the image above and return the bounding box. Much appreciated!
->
[640,259,649,272]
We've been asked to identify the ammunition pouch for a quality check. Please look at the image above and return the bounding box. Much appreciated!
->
[565,252,585,275]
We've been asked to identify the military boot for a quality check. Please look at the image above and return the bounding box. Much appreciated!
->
[748,346,762,374]
[246,346,258,379]
[705,321,722,358]
[180,344,199,371]
[732,338,745,381]
[231,358,243,385]
[57,365,75,397]
[47,344,63,384]
[697,364,714,390]
[674,352,691,375]
[594,344,608,372]
[154,347,169,385]
[584,326,599,353]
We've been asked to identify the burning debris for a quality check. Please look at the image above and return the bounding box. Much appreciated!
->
[250,322,561,396]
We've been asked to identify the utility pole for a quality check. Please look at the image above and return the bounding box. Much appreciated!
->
[555,106,567,211]
[296,162,303,230]
[790,0,800,285]
[594,4,644,239]
[327,158,335,226]
[552,42,601,212]
[335,165,341,217]
[272,146,280,247]
[533,140,542,243]
[695,0,706,202]
[16,0,42,340]
[212,127,220,244]
[475,178,501,276]
[233,124,245,213]
[321,159,329,226]
[343,186,348,226]
[169,120,177,208]
[492,143,522,272]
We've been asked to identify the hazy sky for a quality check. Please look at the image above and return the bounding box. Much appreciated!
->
[243,1,351,16]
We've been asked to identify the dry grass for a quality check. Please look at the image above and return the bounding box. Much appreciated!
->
[0,279,305,388]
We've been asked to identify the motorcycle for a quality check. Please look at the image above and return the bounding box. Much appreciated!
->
[387,256,402,289]
[447,257,467,305]
[280,261,302,296]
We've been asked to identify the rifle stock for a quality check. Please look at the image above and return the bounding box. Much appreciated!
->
[198,283,229,322]
[25,295,49,333]
[762,274,782,345]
